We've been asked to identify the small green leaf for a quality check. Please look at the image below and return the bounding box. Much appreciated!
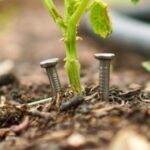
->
[89,0,112,38]
[131,0,139,4]
[142,61,150,72]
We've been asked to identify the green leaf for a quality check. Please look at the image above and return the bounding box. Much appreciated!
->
[142,61,150,72]
[89,0,112,38]
[131,0,139,4]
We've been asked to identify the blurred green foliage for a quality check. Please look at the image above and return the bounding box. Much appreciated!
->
[0,5,18,31]
[131,0,140,4]
[105,0,140,5]
[142,62,150,72]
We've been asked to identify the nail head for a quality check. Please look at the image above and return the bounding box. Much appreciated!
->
[95,53,115,60]
[40,58,59,68]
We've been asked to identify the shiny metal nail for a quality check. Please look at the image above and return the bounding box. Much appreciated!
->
[95,53,115,101]
[40,58,61,96]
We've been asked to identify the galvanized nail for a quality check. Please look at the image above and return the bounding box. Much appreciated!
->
[40,58,61,96]
[95,53,115,101]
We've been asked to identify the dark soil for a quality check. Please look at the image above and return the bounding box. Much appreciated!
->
[0,74,149,150]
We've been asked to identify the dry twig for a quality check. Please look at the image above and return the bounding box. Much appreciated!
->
[85,92,98,101]
[92,101,125,117]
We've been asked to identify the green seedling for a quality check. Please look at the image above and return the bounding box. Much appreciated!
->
[42,0,139,95]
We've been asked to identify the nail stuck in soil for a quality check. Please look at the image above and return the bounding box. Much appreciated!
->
[40,58,61,96]
[95,53,115,101]
[60,95,84,111]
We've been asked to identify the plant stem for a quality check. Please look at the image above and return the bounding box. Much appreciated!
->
[63,0,90,94]
[64,24,82,94]
[71,0,89,24]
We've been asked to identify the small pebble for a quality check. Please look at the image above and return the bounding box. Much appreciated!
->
[0,60,15,76]
[67,133,86,147]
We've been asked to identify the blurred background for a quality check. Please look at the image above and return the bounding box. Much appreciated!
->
[0,0,150,88]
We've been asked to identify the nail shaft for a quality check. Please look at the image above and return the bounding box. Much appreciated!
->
[46,67,61,95]
[99,60,111,101]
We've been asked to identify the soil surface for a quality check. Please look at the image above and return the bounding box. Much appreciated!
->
[0,74,149,150]
[0,0,150,150]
